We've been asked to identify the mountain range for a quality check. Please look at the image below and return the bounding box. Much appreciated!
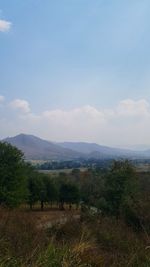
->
[2,134,150,161]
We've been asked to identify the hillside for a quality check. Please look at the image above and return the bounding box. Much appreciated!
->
[2,134,149,161]
[3,134,83,160]
[58,141,143,159]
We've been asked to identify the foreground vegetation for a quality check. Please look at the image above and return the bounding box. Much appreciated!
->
[0,142,150,266]
[0,208,149,267]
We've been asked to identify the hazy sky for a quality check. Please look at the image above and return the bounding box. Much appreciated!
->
[1,0,150,146]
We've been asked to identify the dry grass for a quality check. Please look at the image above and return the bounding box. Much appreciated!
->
[0,208,149,267]
[0,208,47,266]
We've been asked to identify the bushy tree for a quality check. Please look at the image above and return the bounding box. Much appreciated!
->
[102,160,139,219]
[27,171,43,210]
[80,170,104,207]
[27,173,58,211]
[59,183,80,210]
[39,175,58,210]
[43,176,58,205]
[0,142,28,207]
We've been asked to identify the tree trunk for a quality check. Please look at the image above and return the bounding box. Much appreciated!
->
[30,202,33,211]
[41,200,44,211]
[59,201,64,210]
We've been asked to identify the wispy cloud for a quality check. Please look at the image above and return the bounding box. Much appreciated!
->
[0,95,5,102]
[0,19,12,32]
[1,97,150,145]
[10,99,30,113]
[117,99,149,117]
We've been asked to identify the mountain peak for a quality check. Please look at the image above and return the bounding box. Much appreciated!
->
[3,134,82,160]
[2,133,149,161]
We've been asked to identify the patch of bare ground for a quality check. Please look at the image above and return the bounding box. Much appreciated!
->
[24,206,81,228]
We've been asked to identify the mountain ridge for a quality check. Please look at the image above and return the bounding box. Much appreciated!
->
[1,133,150,160]
[3,134,83,160]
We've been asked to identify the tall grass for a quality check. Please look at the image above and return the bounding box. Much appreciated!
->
[0,208,149,267]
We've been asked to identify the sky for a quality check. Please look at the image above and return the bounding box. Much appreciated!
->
[1,0,150,146]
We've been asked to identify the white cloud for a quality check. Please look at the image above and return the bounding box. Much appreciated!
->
[20,98,150,144]
[116,99,149,117]
[10,99,30,113]
[1,98,150,145]
[43,105,105,124]
[0,19,12,32]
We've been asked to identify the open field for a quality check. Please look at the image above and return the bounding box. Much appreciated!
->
[135,163,150,172]
[38,167,87,175]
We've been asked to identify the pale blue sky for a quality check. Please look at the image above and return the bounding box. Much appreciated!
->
[1,0,150,145]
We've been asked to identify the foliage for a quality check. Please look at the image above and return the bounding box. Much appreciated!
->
[27,172,58,210]
[0,142,28,207]
[102,160,137,215]
[27,170,44,209]
[79,169,105,206]
[59,182,80,209]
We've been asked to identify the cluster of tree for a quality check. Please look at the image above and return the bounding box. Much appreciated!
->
[0,142,80,210]
[27,169,80,211]
[36,158,113,170]
[0,142,149,232]
[74,161,150,231]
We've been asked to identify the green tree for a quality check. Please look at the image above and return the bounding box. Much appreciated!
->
[27,171,43,210]
[102,160,138,218]
[80,170,104,208]
[29,174,58,211]
[59,183,80,210]
[43,176,58,206]
[37,175,58,211]
[0,142,27,207]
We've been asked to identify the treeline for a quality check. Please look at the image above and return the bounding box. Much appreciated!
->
[0,142,79,210]
[36,158,113,170]
[27,170,80,211]
[36,158,150,171]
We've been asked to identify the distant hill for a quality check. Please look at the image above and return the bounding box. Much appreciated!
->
[58,142,105,154]
[3,134,83,160]
[58,142,142,159]
[2,134,149,161]
[121,144,150,151]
